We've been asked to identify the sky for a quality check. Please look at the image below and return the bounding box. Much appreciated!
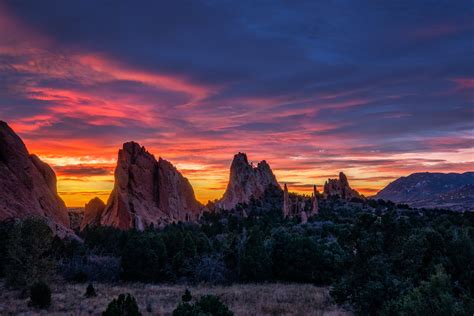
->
[0,0,473,207]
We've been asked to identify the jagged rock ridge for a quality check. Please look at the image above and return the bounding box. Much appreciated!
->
[217,152,280,210]
[0,121,70,233]
[99,142,202,230]
[375,172,474,211]
[324,172,361,200]
[283,184,319,222]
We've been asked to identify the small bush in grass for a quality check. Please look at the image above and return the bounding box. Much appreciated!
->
[102,293,141,316]
[85,283,97,298]
[173,292,233,316]
[29,281,51,309]
[182,289,192,302]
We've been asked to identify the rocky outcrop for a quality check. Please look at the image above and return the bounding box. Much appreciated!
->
[80,197,106,230]
[217,152,280,210]
[100,142,202,230]
[282,184,319,222]
[324,172,361,200]
[310,185,319,216]
[283,184,290,217]
[0,121,70,233]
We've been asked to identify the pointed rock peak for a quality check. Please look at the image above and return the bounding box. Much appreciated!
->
[257,160,270,169]
[123,141,146,154]
[218,153,280,210]
[0,121,69,234]
[100,142,202,230]
[87,197,106,207]
[324,172,361,200]
[80,197,106,231]
[233,152,249,164]
[339,172,349,184]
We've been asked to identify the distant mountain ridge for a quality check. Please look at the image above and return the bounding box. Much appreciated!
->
[374,172,474,211]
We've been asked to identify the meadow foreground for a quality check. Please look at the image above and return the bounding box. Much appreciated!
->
[0,282,351,316]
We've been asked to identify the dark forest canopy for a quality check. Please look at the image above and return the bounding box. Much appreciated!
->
[1,192,473,315]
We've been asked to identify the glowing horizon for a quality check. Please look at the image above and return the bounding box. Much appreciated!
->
[1,1,473,207]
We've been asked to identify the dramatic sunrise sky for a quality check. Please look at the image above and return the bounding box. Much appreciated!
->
[1,1,473,206]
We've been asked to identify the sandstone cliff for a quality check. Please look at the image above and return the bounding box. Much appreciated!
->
[217,152,280,210]
[100,142,202,230]
[324,172,361,200]
[0,121,69,232]
[80,197,106,230]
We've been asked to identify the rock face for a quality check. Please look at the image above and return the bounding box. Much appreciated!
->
[283,184,291,217]
[100,142,202,230]
[282,184,319,222]
[80,197,106,230]
[0,121,69,231]
[217,152,280,210]
[375,172,474,211]
[324,172,361,200]
[310,185,319,216]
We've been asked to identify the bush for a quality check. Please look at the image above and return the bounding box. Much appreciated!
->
[194,255,227,284]
[61,255,120,282]
[182,289,192,302]
[387,266,471,315]
[30,281,51,309]
[85,283,97,298]
[103,293,142,316]
[173,293,233,316]
[5,218,54,287]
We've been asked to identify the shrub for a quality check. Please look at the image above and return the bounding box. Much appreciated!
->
[388,266,470,315]
[85,283,97,298]
[194,255,227,284]
[102,293,141,316]
[30,281,51,309]
[173,294,233,316]
[182,289,192,302]
[5,218,54,287]
[61,255,120,282]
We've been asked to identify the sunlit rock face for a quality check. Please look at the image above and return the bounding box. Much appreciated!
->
[0,121,70,233]
[217,152,281,210]
[80,197,106,231]
[324,172,362,200]
[100,142,202,230]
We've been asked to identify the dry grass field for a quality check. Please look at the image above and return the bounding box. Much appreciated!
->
[0,282,352,316]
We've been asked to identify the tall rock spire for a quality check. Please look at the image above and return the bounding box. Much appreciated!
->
[100,142,202,230]
[283,183,290,217]
[217,152,280,210]
[310,185,319,216]
[323,172,361,200]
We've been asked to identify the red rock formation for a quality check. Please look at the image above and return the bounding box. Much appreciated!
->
[310,185,319,216]
[283,183,290,217]
[100,142,202,230]
[0,121,69,233]
[324,172,361,200]
[80,197,106,230]
[217,152,280,210]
